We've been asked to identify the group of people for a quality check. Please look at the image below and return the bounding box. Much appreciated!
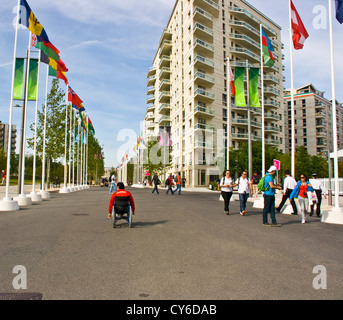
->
[220,166,327,226]
[151,172,182,195]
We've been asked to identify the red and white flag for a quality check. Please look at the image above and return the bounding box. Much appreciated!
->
[227,58,235,96]
[290,0,309,50]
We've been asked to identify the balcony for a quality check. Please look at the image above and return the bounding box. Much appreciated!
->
[147,122,156,130]
[231,118,262,128]
[265,139,280,145]
[194,122,215,132]
[147,86,155,95]
[147,75,156,87]
[264,126,281,133]
[147,67,156,78]
[158,28,172,47]
[194,38,214,57]
[194,141,214,149]
[194,22,213,42]
[194,71,215,87]
[264,86,280,96]
[147,95,155,104]
[159,79,170,91]
[263,75,280,84]
[229,19,260,40]
[159,91,171,103]
[315,111,326,118]
[229,33,260,53]
[194,88,215,103]
[159,55,171,68]
[194,104,215,118]
[193,6,213,27]
[146,104,155,112]
[316,120,327,127]
[159,103,171,114]
[264,113,280,121]
[159,67,171,80]
[193,0,219,16]
[158,115,170,125]
[264,99,279,108]
[230,46,260,62]
[194,54,214,72]
[159,40,172,57]
[145,113,155,121]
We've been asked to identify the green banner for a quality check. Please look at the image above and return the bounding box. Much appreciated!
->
[13,58,24,100]
[249,67,261,108]
[28,59,39,101]
[234,67,246,107]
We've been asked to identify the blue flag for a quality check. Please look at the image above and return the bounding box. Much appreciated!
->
[336,0,343,24]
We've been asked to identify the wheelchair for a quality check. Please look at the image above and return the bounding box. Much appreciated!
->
[112,195,133,228]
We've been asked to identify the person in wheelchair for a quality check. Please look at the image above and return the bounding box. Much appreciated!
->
[108,182,135,218]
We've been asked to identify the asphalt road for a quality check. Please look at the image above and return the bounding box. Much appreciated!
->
[0,186,342,300]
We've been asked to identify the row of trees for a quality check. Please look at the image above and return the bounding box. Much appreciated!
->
[4,79,105,184]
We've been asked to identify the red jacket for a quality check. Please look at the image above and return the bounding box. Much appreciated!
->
[109,189,135,213]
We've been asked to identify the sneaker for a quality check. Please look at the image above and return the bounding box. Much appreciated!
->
[263,223,271,226]
[301,220,306,224]
[271,223,282,227]
[224,211,229,215]
[240,211,246,216]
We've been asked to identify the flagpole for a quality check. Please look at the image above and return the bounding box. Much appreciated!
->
[31,46,43,201]
[327,0,342,215]
[260,24,266,176]
[226,57,230,170]
[72,108,75,190]
[246,59,252,180]
[76,115,80,189]
[0,0,20,210]
[60,85,70,193]
[16,31,33,206]
[68,101,72,191]
[40,63,50,199]
[289,0,296,178]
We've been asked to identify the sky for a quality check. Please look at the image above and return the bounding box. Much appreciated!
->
[0,0,342,168]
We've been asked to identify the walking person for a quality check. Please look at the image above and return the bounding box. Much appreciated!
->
[220,170,234,215]
[262,166,282,227]
[109,174,117,194]
[276,169,298,215]
[309,173,326,217]
[165,174,174,195]
[173,172,182,195]
[233,171,251,216]
[152,171,160,195]
[1,170,5,186]
[289,174,314,224]
[250,171,260,198]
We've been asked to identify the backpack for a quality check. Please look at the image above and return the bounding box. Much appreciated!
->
[165,178,170,186]
[257,175,268,192]
[253,175,260,184]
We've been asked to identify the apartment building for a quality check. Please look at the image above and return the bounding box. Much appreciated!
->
[0,121,17,154]
[144,0,284,187]
[284,84,343,157]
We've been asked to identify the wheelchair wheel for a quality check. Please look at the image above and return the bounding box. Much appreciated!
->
[128,207,132,228]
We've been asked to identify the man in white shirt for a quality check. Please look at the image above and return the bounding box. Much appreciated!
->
[276,169,298,215]
[309,173,326,217]
[233,171,250,216]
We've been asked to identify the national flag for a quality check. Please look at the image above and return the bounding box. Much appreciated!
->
[227,58,235,96]
[33,34,61,64]
[40,49,68,73]
[88,117,95,134]
[48,65,68,85]
[72,104,85,112]
[19,0,49,43]
[290,1,309,50]
[68,86,83,108]
[261,28,275,67]
[336,0,343,24]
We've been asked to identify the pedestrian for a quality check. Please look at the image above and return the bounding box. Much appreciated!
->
[173,172,182,195]
[182,176,186,188]
[220,170,234,215]
[165,174,174,195]
[276,169,298,215]
[262,166,282,227]
[250,171,260,198]
[1,170,5,186]
[233,171,251,215]
[309,173,326,217]
[152,171,160,195]
[289,174,314,224]
[109,174,117,194]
